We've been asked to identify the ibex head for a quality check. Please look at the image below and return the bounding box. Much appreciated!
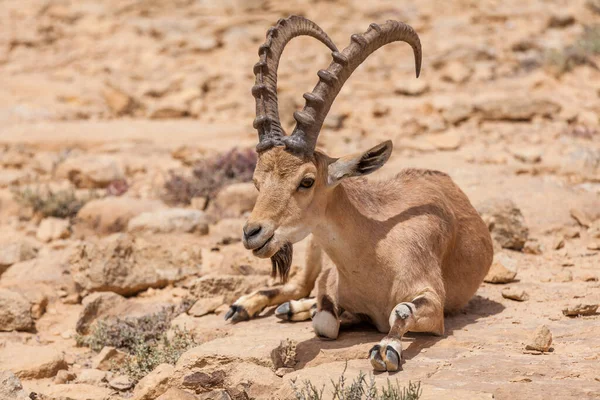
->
[243,16,422,281]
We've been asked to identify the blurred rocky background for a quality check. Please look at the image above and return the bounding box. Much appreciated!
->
[0,0,599,399]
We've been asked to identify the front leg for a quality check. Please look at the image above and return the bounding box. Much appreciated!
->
[312,267,341,340]
[369,290,444,372]
[225,235,322,322]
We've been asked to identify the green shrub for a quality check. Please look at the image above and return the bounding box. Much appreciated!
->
[76,306,195,382]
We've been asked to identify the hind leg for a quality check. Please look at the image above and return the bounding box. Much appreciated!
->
[369,290,444,372]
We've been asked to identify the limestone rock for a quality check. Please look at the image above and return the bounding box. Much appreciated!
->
[210,182,258,218]
[525,325,552,352]
[0,343,67,379]
[36,217,70,242]
[103,84,136,116]
[35,383,112,400]
[484,253,517,284]
[91,346,128,370]
[0,371,29,400]
[55,155,124,188]
[109,375,134,391]
[132,363,175,400]
[70,233,200,296]
[394,79,430,96]
[75,369,106,385]
[562,304,598,317]
[478,98,560,121]
[477,198,529,250]
[0,239,38,272]
[54,370,76,384]
[0,288,34,332]
[76,197,166,234]
[501,287,529,301]
[76,292,126,334]
[188,296,225,317]
[128,208,209,234]
[271,339,297,369]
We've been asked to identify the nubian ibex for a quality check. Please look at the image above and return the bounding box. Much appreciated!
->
[225,16,493,372]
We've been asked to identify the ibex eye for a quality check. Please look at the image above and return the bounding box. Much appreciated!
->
[299,177,315,189]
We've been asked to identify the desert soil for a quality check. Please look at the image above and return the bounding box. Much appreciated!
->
[1,0,600,399]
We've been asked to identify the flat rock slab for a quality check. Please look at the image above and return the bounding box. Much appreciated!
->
[0,343,67,379]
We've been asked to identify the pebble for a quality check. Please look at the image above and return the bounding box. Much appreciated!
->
[525,325,552,352]
[501,287,529,301]
[484,253,517,284]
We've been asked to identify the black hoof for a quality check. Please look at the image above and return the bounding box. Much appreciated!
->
[275,302,292,320]
[369,345,386,372]
[385,345,401,372]
[224,305,250,322]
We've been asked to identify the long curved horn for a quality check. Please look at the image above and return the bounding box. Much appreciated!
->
[287,20,422,155]
[252,16,338,152]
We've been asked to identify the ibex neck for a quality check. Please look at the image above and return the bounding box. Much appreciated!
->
[311,182,374,266]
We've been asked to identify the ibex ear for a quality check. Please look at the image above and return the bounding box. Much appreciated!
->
[327,140,393,186]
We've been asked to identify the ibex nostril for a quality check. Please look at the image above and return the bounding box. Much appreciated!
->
[243,223,262,240]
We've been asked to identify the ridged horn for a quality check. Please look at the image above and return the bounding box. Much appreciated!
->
[253,15,338,152]
[289,20,422,155]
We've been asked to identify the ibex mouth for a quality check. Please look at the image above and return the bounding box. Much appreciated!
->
[271,242,293,283]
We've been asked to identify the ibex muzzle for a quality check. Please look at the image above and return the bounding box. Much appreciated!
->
[225,16,493,373]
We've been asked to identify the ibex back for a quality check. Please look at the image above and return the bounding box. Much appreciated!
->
[225,16,494,372]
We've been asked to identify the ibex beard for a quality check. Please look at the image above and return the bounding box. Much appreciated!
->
[225,16,494,373]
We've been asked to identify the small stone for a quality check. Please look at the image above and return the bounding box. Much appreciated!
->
[210,182,258,218]
[563,227,580,239]
[426,130,462,151]
[547,15,576,28]
[484,253,517,284]
[54,369,76,384]
[109,375,134,391]
[182,370,226,392]
[132,363,174,400]
[188,296,225,317]
[525,325,552,352]
[570,208,592,228]
[552,237,565,250]
[92,346,128,371]
[275,367,295,377]
[36,217,70,243]
[0,288,34,332]
[103,84,136,116]
[271,338,297,369]
[554,270,573,283]
[477,198,529,250]
[394,79,430,96]
[577,110,599,127]
[75,369,106,385]
[523,240,542,255]
[580,273,598,282]
[0,371,29,400]
[442,103,473,125]
[512,148,542,164]
[0,239,38,271]
[501,287,529,301]
[441,61,472,83]
[562,304,598,317]
[587,240,600,250]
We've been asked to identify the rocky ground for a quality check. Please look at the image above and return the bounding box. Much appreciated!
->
[1,0,600,399]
